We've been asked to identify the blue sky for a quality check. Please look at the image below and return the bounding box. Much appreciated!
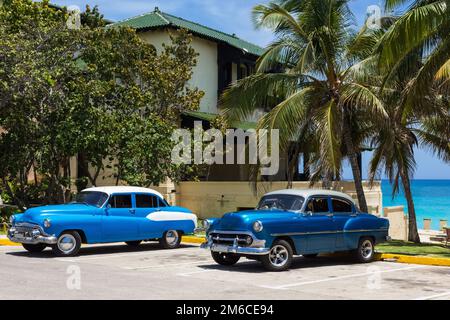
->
[49,0,449,180]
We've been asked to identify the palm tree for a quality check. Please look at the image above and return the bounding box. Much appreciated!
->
[369,95,449,243]
[220,0,387,213]
[378,0,450,116]
[373,0,450,241]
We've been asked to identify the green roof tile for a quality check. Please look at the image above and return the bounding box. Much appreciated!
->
[109,8,265,57]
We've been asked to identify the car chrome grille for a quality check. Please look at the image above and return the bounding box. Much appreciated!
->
[14,223,41,237]
[210,232,253,247]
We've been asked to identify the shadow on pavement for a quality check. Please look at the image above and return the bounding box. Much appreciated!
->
[197,255,359,274]
[6,242,197,259]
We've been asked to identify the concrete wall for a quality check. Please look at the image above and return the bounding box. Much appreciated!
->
[176,181,383,219]
[138,30,219,114]
[383,206,408,241]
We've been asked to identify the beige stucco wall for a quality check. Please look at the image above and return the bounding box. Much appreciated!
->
[138,30,219,114]
[383,206,408,241]
[175,181,383,219]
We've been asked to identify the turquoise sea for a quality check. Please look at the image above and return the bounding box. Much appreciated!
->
[381,180,450,230]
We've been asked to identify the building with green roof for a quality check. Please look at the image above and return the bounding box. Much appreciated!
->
[111,7,264,119]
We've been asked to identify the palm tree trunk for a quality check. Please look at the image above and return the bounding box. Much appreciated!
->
[342,113,368,213]
[399,169,421,243]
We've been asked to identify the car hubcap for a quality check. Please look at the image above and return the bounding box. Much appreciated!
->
[166,230,179,246]
[361,240,373,259]
[269,245,289,267]
[57,234,76,254]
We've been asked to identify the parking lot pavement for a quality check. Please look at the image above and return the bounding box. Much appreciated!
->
[1,243,449,300]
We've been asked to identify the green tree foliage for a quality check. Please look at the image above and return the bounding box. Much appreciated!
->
[0,0,203,208]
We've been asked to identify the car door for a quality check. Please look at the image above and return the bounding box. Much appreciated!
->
[102,194,139,242]
[134,193,161,239]
[304,196,337,253]
[332,197,357,250]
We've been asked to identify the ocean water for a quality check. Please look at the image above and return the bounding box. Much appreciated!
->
[381,180,450,230]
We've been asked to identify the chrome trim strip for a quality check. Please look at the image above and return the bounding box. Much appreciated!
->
[271,228,388,237]
[200,242,270,256]
[209,230,254,236]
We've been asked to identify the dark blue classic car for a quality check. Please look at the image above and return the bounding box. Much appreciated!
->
[8,187,197,256]
[201,190,390,271]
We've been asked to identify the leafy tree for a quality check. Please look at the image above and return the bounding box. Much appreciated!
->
[221,0,387,213]
[0,0,202,208]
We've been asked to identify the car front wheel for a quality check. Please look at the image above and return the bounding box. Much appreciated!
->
[52,231,82,257]
[211,252,241,266]
[22,243,46,253]
[355,237,375,263]
[159,230,181,249]
[261,240,293,272]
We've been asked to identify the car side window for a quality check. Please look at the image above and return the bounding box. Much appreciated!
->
[135,194,158,208]
[109,195,132,209]
[306,197,329,214]
[158,198,168,208]
[332,198,353,213]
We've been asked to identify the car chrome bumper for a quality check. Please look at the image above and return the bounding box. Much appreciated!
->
[201,242,270,255]
[8,226,57,245]
[201,231,270,256]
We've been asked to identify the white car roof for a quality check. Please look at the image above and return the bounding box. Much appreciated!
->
[82,186,164,199]
[264,189,355,204]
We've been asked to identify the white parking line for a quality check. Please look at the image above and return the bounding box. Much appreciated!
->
[413,291,450,300]
[260,265,426,290]
[177,269,217,277]
[55,247,198,262]
[122,261,205,270]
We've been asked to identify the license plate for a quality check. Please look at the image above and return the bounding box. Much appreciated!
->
[14,233,26,240]
[213,244,233,252]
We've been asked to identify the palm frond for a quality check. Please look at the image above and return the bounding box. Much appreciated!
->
[220,73,303,122]
[257,86,321,150]
[340,83,388,118]
[435,57,450,80]
[252,3,307,38]
[316,99,342,177]
[377,1,446,70]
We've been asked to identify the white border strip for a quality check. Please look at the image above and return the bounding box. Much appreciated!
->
[260,265,425,290]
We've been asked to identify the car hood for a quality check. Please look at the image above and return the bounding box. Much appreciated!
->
[214,210,297,231]
[21,204,96,224]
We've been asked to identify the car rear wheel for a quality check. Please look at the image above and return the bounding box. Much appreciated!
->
[159,230,181,249]
[261,240,293,272]
[22,243,46,253]
[211,252,241,266]
[355,237,375,263]
[52,231,82,257]
[125,241,142,247]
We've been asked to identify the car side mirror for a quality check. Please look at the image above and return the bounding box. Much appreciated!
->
[105,204,111,215]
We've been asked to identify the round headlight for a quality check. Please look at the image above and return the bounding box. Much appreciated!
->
[253,220,263,233]
[43,219,51,228]
[9,215,15,225]
[202,220,211,230]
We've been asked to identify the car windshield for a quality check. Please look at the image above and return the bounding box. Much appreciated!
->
[257,195,305,212]
[72,191,109,208]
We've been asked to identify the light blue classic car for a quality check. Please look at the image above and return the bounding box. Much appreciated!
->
[201,189,390,271]
[8,187,197,256]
